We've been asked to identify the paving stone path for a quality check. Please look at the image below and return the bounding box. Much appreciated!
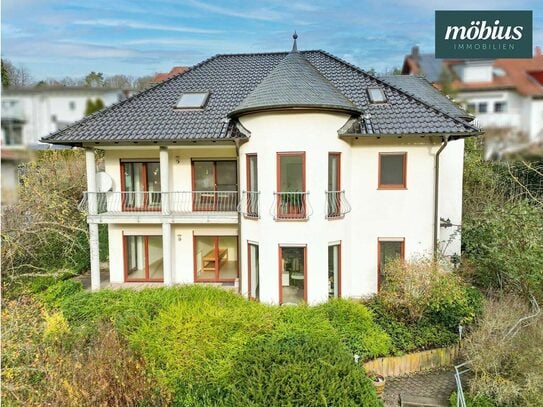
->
[382,368,457,406]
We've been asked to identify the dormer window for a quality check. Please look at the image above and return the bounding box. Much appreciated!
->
[367,87,386,103]
[176,92,209,109]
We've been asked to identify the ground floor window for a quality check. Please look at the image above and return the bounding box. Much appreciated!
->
[378,238,405,289]
[248,242,259,300]
[124,235,164,282]
[328,243,341,298]
[194,236,238,282]
[279,246,306,304]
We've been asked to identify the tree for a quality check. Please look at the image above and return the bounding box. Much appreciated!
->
[133,75,153,91]
[85,98,105,116]
[84,71,104,88]
[1,59,33,88]
[2,58,11,88]
[104,74,133,89]
[437,67,456,99]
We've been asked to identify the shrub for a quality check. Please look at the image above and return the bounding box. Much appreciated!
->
[227,307,381,406]
[463,295,543,406]
[40,279,83,308]
[316,299,392,360]
[43,311,70,343]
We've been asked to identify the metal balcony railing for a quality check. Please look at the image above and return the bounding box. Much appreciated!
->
[271,192,312,220]
[325,190,352,219]
[79,191,239,215]
[239,191,260,219]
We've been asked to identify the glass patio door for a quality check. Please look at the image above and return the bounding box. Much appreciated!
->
[193,160,237,211]
[122,162,161,211]
[248,243,259,300]
[277,153,305,219]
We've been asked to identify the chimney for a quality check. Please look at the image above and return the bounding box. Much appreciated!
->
[535,46,542,57]
[411,46,420,60]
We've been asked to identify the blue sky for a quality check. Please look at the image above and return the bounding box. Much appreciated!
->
[2,0,543,80]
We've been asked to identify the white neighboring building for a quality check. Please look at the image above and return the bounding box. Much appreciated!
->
[43,37,480,304]
[1,87,125,204]
[402,46,543,157]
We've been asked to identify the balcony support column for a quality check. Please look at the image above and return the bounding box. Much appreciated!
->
[162,223,173,286]
[85,147,100,291]
[159,146,172,286]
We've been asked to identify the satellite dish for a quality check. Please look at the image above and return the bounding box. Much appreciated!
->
[96,172,113,193]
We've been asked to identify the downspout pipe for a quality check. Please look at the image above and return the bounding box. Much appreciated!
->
[434,135,449,256]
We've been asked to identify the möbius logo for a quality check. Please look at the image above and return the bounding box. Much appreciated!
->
[436,11,532,58]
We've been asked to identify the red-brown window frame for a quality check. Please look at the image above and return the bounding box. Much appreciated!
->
[328,152,341,218]
[278,245,307,304]
[378,152,407,189]
[246,153,258,218]
[120,161,161,211]
[191,159,238,211]
[193,234,239,283]
[276,152,306,219]
[123,233,164,282]
[377,238,405,290]
[247,241,259,300]
[328,242,342,298]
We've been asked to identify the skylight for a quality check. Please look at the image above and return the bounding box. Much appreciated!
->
[176,92,209,109]
[367,88,387,103]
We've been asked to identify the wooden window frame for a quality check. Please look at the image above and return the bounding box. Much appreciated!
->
[193,234,239,283]
[377,238,405,290]
[276,152,306,219]
[123,234,164,283]
[191,159,238,211]
[278,245,308,304]
[245,154,258,218]
[328,242,342,298]
[247,242,259,300]
[378,152,407,190]
[328,152,341,218]
[120,160,161,211]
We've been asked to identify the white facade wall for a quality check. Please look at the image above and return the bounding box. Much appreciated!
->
[96,111,465,305]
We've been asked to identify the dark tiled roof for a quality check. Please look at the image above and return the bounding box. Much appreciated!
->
[43,50,479,145]
[418,54,444,82]
[229,49,360,117]
[379,75,471,120]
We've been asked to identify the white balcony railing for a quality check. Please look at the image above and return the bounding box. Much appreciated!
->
[325,190,352,219]
[239,191,260,219]
[271,192,312,220]
[79,191,239,215]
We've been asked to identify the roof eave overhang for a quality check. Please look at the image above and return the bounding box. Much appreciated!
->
[228,104,362,118]
[42,137,246,148]
[339,130,484,140]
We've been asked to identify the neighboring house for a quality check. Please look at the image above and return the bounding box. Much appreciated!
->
[152,66,189,84]
[402,46,543,157]
[43,36,480,305]
[1,87,126,204]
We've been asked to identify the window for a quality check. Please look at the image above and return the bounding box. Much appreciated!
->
[124,235,163,282]
[478,102,488,113]
[246,154,258,217]
[192,160,237,211]
[494,101,507,113]
[121,161,161,210]
[367,87,387,103]
[327,153,341,218]
[328,243,341,298]
[194,236,238,282]
[378,239,405,289]
[466,103,476,114]
[2,123,23,146]
[176,92,209,109]
[277,152,305,219]
[378,153,406,189]
[248,243,260,300]
[279,246,306,304]
[69,101,76,111]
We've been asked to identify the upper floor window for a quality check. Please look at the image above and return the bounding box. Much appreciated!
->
[120,161,161,210]
[494,101,507,113]
[367,87,387,103]
[192,160,237,211]
[466,103,476,114]
[277,152,305,219]
[378,152,406,189]
[246,154,258,217]
[69,101,76,111]
[2,123,23,146]
[327,153,341,218]
[176,92,209,109]
[478,102,488,113]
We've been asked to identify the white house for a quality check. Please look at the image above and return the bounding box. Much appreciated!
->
[43,36,480,305]
[402,46,543,158]
[1,87,126,204]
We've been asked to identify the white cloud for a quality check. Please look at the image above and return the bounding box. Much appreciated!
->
[185,0,285,22]
[73,19,223,34]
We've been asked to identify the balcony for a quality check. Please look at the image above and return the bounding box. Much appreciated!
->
[239,191,260,219]
[271,192,312,220]
[79,191,239,224]
[325,191,352,219]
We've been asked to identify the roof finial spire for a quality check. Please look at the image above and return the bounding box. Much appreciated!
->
[292,31,298,52]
